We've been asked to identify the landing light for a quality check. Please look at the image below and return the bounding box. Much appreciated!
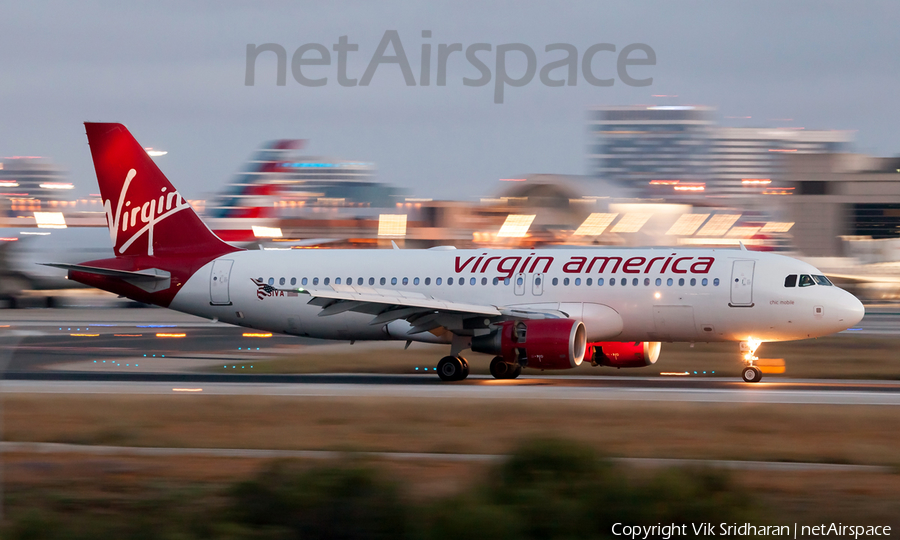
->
[654,292,661,299]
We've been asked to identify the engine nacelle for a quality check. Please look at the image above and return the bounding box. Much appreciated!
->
[472,319,586,370]
[589,341,661,368]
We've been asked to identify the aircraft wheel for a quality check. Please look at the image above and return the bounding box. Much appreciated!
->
[741,366,762,383]
[437,355,465,381]
[489,356,510,379]
[459,356,470,379]
[508,364,522,379]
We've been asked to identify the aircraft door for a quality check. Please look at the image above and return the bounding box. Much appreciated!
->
[532,273,544,296]
[514,273,526,296]
[729,260,755,307]
[210,259,234,305]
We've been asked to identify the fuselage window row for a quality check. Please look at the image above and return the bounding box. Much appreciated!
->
[271,275,719,289]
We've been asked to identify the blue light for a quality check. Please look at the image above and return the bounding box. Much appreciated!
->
[415,367,419,371]
[241,366,244,369]
[103,361,106,363]
[693,371,697,374]
[135,364,138,367]
[93,361,96,363]
[136,325,177,328]
[161,355,165,358]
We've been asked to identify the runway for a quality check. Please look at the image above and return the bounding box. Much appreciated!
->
[3,376,899,406]
[1,308,898,406]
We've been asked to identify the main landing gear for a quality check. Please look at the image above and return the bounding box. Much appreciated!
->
[489,356,521,380]
[436,355,469,382]
[740,339,763,383]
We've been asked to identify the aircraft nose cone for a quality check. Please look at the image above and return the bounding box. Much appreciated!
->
[839,292,865,328]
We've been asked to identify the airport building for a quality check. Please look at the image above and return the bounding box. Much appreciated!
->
[588,106,852,199]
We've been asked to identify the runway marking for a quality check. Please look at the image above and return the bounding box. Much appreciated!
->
[172,388,203,392]
[155,333,186,338]
[0,442,890,473]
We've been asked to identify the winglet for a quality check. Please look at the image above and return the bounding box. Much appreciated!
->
[391,240,400,250]
[739,241,748,251]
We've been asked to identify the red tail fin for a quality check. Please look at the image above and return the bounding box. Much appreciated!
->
[85,122,234,258]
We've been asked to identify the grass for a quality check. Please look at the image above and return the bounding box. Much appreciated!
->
[209,334,900,380]
[4,394,899,466]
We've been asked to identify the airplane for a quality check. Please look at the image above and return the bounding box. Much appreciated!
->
[46,123,866,383]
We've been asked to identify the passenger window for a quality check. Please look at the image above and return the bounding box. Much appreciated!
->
[335,277,341,285]
[799,274,815,287]
[369,277,375,285]
[425,278,431,285]
[813,275,833,286]
[347,277,351,285]
[493,277,499,285]
[312,278,319,285]
[391,277,397,285]
[784,274,797,288]
[586,278,592,286]
[268,277,275,286]
[358,277,364,285]
[290,277,297,286]
[552,277,559,286]
[504,278,510,285]
[471,278,477,285]
[448,277,454,285]
[402,277,408,285]
[610,278,615,286]
[678,278,684,286]
[713,278,720,286]
[667,278,673,286]
[301,277,308,286]
[436,277,442,285]
[702,278,708,286]
[621,278,627,286]
[414,277,419,285]
[655,278,661,286]
[460,278,465,286]
[598,278,604,286]
[323,278,330,285]
[690,278,696,286]
[380,277,386,286]
[482,277,488,285]
[632,278,638,286]
[279,277,285,286]
[644,278,650,286]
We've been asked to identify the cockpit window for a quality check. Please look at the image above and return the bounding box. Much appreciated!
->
[812,274,833,286]
[784,274,797,288]
[798,274,815,287]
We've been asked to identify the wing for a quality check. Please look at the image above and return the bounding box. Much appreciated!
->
[295,283,568,335]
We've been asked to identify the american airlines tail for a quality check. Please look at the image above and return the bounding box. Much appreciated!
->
[44,124,240,307]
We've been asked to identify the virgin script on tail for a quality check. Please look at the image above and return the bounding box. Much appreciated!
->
[103,168,192,256]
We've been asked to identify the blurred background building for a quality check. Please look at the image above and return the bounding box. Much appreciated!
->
[2,104,900,304]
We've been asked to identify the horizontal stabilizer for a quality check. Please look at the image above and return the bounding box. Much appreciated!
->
[40,263,171,282]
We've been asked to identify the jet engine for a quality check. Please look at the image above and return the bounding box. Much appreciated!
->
[589,341,661,368]
[472,319,586,370]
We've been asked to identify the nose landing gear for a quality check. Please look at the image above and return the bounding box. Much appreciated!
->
[740,339,763,383]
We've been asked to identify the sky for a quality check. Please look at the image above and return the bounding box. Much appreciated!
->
[1,1,898,200]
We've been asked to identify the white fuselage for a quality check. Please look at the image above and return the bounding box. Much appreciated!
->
[168,247,864,345]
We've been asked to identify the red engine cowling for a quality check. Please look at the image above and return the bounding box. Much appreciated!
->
[589,341,661,368]
[473,319,587,370]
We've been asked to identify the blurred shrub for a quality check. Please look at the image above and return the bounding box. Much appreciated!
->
[2,439,757,539]
[228,461,408,540]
